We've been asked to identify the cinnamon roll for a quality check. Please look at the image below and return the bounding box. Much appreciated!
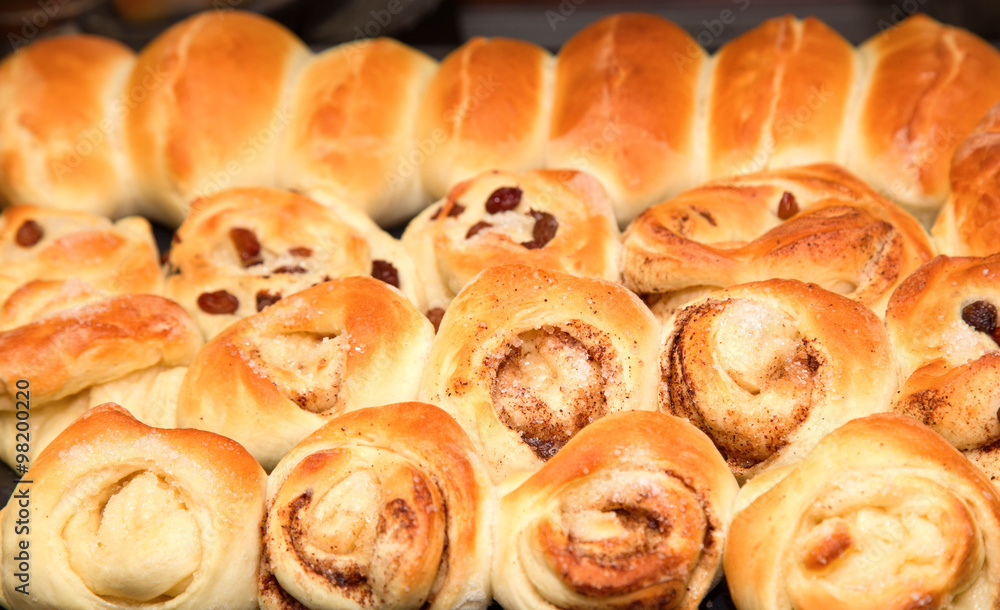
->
[418,264,660,484]
[622,163,935,320]
[725,413,1000,609]
[176,276,435,471]
[164,186,422,338]
[660,279,898,483]
[494,410,738,610]
[0,204,162,313]
[401,169,620,315]
[886,253,1000,482]
[259,402,494,610]
[0,404,267,609]
[0,293,202,468]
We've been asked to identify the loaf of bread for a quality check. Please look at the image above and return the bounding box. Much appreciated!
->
[2,10,997,227]
[725,413,1000,609]
[0,404,267,609]
[259,402,494,609]
[176,276,434,471]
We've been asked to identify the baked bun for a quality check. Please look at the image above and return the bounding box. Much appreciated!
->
[401,169,621,315]
[416,37,552,201]
[124,11,311,225]
[933,101,1000,256]
[660,279,898,483]
[0,293,202,467]
[279,38,437,227]
[0,36,136,218]
[494,410,739,610]
[850,14,1000,226]
[548,13,705,224]
[622,163,935,320]
[418,264,660,484]
[886,254,1000,481]
[0,404,266,609]
[259,402,494,610]
[0,204,161,311]
[176,276,434,471]
[164,187,422,338]
[725,413,1000,609]
[706,16,858,180]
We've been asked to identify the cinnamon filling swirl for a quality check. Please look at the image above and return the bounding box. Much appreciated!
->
[490,325,612,460]
[245,331,348,415]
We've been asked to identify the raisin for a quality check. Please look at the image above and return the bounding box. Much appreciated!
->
[15,220,43,247]
[256,290,281,312]
[963,300,998,344]
[272,265,306,274]
[485,186,522,214]
[372,260,400,288]
[521,210,558,249]
[466,221,492,239]
[197,290,239,314]
[288,246,312,257]
[229,227,263,267]
[427,307,445,332]
[430,202,465,220]
[778,192,799,220]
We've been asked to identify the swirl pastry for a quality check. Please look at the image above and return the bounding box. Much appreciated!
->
[164,186,422,338]
[0,293,202,467]
[850,14,1000,226]
[279,38,437,227]
[176,276,435,471]
[622,163,935,320]
[494,410,739,610]
[419,264,660,483]
[124,11,311,225]
[0,36,136,218]
[886,254,1000,481]
[0,404,267,609]
[548,13,705,224]
[259,402,494,610]
[725,413,1000,609]
[401,169,621,315]
[0,204,162,313]
[660,279,898,482]
[933,101,1000,257]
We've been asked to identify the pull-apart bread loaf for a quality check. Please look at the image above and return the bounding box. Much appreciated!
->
[886,254,1000,484]
[176,277,434,471]
[0,404,267,609]
[0,292,202,467]
[164,187,421,339]
[402,169,620,319]
[659,279,899,483]
[494,411,739,610]
[419,264,660,484]
[725,414,1000,610]
[259,403,494,610]
[622,163,935,320]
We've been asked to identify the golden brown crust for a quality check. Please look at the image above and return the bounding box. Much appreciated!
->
[622,163,935,319]
[124,11,310,225]
[164,187,423,338]
[280,38,437,226]
[259,402,494,610]
[886,254,1000,464]
[0,204,162,311]
[933,102,1000,256]
[0,403,266,608]
[176,276,435,471]
[707,16,858,179]
[0,293,202,409]
[0,35,136,217]
[851,14,1000,224]
[417,37,552,200]
[725,413,1000,610]
[660,279,898,482]
[549,13,706,224]
[401,169,621,310]
[495,410,738,610]
[418,264,660,483]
